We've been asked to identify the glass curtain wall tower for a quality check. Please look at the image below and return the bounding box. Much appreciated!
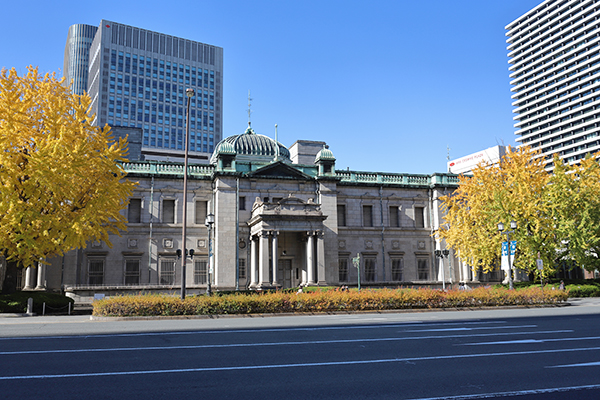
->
[64,20,223,162]
[506,0,600,169]
[64,24,98,96]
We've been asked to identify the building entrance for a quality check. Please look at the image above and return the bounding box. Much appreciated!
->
[278,259,296,288]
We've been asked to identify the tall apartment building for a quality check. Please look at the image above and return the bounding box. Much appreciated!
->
[506,0,600,169]
[64,20,223,162]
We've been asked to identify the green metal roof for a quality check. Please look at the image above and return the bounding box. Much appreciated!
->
[210,125,291,164]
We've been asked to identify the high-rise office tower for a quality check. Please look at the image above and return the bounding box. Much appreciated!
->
[506,0,600,169]
[64,24,98,97]
[64,20,223,162]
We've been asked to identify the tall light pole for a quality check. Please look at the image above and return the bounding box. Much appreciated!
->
[498,220,517,290]
[180,88,194,300]
[205,213,215,295]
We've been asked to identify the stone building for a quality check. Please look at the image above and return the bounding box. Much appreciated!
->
[18,125,485,302]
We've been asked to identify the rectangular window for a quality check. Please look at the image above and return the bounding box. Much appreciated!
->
[194,259,207,284]
[337,205,346,227]
[163,199,175,223]
[389,206,399,228]
[391,258,403,281]
[363,205,373,227]
[417,258,429,280]
[128,198,142,223]
[160,259,175,285]
[124,259,140,285]
[239,258,246,279]
[195,200,207,225]
[415,207,425,228]
[364,258,376,282]
[338,258,348,282]
[239,196,246,210]
[88,259,104,285]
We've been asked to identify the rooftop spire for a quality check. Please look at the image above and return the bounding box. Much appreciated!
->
[247,90,253,127]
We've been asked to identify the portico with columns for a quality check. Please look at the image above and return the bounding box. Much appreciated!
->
[247,196,327,289]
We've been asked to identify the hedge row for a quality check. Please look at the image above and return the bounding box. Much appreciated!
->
[92,287,569,317]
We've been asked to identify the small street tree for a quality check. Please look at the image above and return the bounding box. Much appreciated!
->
[439,146,600,278]
[549,153,600,272]
[0,66,135,271]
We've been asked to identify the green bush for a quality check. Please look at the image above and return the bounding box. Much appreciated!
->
[93,287,569,317]
[564,284,600,297]
[0,292,74,314]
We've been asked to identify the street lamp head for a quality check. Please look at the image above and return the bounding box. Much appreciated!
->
[510,220,517,230]
[442,249,450,257]
[205,213,215,227]
[434,250,441,257]
[186,88,195,98]
[497,222,504,232]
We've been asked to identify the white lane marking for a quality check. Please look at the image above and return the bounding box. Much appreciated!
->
[405,325,536,333]
[2,345,600,381]
[0,330,572,356]
[462,336,600,346]
[548,361,600,368]
[0,320,508,341]
[405,384,600,399]
[464,339,541,345]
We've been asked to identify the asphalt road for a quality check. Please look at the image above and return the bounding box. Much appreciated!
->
[1,299,600,399]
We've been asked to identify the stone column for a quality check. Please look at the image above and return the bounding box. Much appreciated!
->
[23,266,34,290]
[306,232,315,285]
[271,231,278,286]
[35,261,46,290]
[259,232,270,287]
[316,231,326,285]
[250,235,258,288]
[461,260,471,283]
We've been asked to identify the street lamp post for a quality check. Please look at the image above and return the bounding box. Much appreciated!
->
[205,213,215,295]
[180,88,195,300]
[498,220,517,290]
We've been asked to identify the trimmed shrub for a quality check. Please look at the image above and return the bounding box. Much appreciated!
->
[93,287,569,317]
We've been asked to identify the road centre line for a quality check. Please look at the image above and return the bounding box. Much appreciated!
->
[0,329,573,356]
[548,361,600,368]
[404,325,537,332]
[405,384,600,400]
[0,320,508,341]
[461,336,600,346]
[1,345,599,381]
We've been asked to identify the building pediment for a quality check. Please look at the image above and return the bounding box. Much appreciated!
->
[247,161,313,180]
[248,194,327,234]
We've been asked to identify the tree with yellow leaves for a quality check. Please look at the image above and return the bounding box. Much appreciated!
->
[440,145,600,279]
[548,153,600,272]
[0,66,135,270]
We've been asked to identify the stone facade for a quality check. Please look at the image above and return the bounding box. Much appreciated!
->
[15,129,503,303]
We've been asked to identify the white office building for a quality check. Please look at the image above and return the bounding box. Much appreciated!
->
[506,0,600,169]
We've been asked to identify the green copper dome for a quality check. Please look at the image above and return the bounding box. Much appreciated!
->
[210,125,291,164]
[315,146,335,163]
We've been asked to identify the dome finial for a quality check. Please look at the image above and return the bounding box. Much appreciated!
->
[247,90,253,126]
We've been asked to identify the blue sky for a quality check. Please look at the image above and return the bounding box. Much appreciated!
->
[1,0,542,174]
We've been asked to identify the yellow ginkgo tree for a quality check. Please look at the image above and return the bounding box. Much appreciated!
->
[439,147,552,278]
[440,146,600,278]
[0,66,135,268]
